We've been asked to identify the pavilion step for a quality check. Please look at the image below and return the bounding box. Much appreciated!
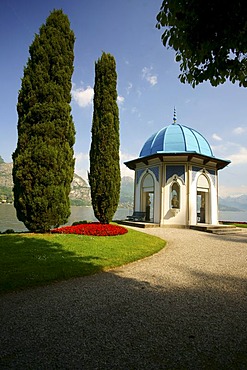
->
[190,225,243,235]
[206,226,243,235]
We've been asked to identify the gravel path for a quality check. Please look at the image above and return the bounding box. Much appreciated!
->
[0,228,247,370]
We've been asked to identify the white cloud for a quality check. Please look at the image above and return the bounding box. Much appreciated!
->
[120,151,135,178]
[233,126,246,135]
[212,140,240,159]
[72,83,124,108]
[228,146,247,165]
[117,95,125,105]
[218,184,247,198]
[75,150,135,181]
[212,133,222,141]
[142,67,158,86]
[148,75,158,86]
[72,84,94,108]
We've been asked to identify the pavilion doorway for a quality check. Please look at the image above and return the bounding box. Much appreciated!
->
[141,173,154,222]
[197,174,210,224]
[144,192,154,222]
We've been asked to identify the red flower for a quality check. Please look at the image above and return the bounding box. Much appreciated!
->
[51,222,128,236]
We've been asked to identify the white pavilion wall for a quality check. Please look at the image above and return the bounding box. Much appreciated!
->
[160,164,187,226]
[133,162,219,226]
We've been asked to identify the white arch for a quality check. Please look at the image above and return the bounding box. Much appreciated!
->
[141,173,154,191]
[196,174,210,223]
[141,173,155,222]
[197,173,210,190]
[189,170,218,225]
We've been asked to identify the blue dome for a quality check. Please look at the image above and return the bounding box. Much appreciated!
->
[139,123,214,158]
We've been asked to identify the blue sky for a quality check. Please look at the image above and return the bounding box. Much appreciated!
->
[1,0,247,197]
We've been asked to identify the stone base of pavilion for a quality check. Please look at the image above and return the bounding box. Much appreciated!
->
[116,220,244,234]
[115,220,160,228]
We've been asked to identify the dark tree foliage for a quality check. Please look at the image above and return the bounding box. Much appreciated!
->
[157,0,247,87]
[89,52,121,224]
[12,10,75,232]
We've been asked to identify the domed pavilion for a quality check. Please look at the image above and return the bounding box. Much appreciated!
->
[124,112,230,226]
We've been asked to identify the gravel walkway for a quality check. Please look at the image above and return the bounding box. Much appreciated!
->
[0,228,247,370]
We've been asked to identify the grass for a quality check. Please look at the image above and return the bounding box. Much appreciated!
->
[222,222,247,228]
[0,228,165,294]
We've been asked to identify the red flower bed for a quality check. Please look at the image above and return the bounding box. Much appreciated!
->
[51,223,128,236]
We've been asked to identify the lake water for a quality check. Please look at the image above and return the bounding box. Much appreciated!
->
[0,203,246,232]
[0,204,132,232]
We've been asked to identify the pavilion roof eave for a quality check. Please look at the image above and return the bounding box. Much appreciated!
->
[124,152,231,171]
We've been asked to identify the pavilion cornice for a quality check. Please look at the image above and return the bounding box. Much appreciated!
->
[124,152,231,171]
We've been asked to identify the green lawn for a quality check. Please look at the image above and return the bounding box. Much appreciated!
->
[0,228,165,294]
[223,222,247,228]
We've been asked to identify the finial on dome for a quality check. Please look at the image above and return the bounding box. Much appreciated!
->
[173,107,177,124]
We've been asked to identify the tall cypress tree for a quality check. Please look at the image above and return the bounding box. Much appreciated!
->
[12,10,75,232]
[89,52,121,224]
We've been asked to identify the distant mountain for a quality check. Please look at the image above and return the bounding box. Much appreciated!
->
[219,195,247,212]
[0,161,92,205]
[0,162,13,202]
[0,162,13,188]
[218,202,241,212]
[3,159,245,211]
[69,174,91,206]
[0,160,134,207]
[119,176,134,207]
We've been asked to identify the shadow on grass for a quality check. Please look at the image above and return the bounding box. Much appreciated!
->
[0,234,103,294]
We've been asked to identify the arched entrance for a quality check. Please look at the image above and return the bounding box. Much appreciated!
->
[141,173,154,222]
[197,174,210,224]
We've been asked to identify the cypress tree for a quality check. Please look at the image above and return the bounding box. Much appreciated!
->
[89,52,121,224]
[12,10,75,232]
